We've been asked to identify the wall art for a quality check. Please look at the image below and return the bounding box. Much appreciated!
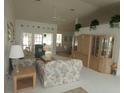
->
[7,22,15,43]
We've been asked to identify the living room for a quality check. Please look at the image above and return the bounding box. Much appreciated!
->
[4,0,120,93]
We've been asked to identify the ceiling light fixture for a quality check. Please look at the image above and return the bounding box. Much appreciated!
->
[70,8,75,11]
[35,0,40,1]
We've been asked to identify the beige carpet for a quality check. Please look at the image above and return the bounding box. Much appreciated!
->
[63,87,88,93]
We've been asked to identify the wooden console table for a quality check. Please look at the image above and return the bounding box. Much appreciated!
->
[12,66,36,93]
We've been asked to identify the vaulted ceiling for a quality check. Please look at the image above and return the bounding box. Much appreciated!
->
[14,0,120,32]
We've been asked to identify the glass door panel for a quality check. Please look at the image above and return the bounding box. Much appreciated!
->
[34,34,43,45]
[43,33,53,52]
[92,35,114,58]
[22,32,32,51]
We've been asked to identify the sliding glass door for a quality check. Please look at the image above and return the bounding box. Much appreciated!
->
[22,32,53,55]
[34,34,43,45]
[43,33,53,52]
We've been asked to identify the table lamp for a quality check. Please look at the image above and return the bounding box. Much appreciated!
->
[9,45,24,73]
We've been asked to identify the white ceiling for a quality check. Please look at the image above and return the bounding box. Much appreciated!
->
[14,0,119,32]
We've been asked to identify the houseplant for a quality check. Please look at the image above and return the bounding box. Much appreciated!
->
[75,23,82,31]
[90,19,99,29]
[109,15,120,28]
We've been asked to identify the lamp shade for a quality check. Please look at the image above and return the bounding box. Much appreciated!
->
[9,45,24,59]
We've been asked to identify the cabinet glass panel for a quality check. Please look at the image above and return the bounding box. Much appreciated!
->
[92,35,114,58]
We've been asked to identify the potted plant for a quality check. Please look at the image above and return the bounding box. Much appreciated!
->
[75,23,82,31]
[109,15,120,28]
[90,19,99,30]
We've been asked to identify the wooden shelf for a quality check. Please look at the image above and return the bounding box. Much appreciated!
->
[17,77,33,90]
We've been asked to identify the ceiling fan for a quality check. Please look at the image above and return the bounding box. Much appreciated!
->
[51,2,66,23]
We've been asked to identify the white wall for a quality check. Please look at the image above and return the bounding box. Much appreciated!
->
[80,3,120,27]
[75,24,120,75]
[15,20,57,54]
[116,53,120,76]
[4,0,15,85]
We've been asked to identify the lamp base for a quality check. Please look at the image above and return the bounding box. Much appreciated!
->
[16,64,19,74]
[16,68,19,73]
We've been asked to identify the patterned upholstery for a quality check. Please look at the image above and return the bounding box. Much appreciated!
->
[36,59,83,87]
[11,58,35,69]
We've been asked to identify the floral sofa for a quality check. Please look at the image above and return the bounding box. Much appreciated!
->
[36,59,83,87]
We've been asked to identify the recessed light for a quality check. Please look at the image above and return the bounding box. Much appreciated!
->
[35,0,40,1]
[70,9,75,11]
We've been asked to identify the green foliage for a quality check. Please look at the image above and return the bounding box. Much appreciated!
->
[75,23,82,31]
[90,19,99,29]
[109,15,120,27]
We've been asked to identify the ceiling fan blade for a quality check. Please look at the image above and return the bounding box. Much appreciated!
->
[51,0,66,22]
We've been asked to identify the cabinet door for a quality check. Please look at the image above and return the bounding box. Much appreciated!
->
[91,35,114,58]
[98,58,113,74]
[77,35,91,55]
[77,35,92,67]
[89,56,99,71]
[102,36,114,58]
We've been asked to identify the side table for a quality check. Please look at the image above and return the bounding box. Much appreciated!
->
[12,65,36,93]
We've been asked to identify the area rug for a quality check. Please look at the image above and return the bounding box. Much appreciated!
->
[63,87,88,93]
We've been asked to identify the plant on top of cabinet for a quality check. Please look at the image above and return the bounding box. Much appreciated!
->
[109,14,120,28]
[75,23,82,31]
[90,19,99,30]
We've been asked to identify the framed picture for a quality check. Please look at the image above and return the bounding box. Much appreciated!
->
[7,22,15,43]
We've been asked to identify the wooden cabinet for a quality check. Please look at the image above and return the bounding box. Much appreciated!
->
[72,35,92,67]
[72,34,114,74]
[77,35,91,55]
[98,58,113,74]
[90,56,113,74]
[89,56,99,71]
[71,51,88,67]
[90,35,114,74]
[77,35,92,67]
[91,35,114,58]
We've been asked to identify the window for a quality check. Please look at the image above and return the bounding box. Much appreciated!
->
[34,34,43,44]
[43,33,52,45]
[56,34,62,47]
[23,32,32,50]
